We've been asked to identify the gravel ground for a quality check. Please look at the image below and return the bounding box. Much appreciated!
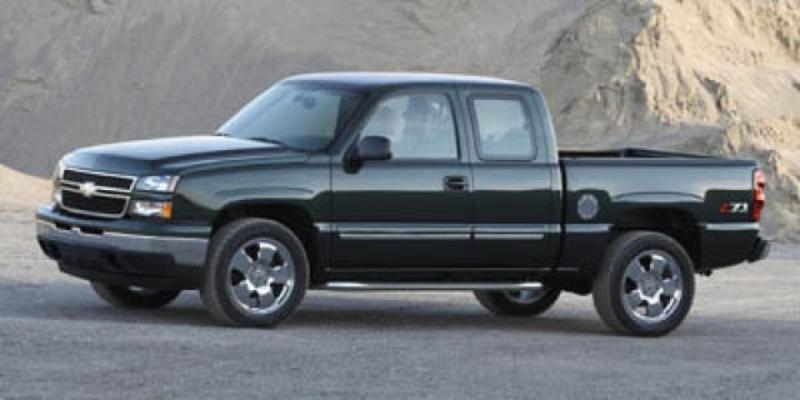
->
[1,210,798,399]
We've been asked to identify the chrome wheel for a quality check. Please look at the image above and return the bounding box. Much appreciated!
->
[621,250,683,323]
[502,288,549,305]
[226,238,295,315]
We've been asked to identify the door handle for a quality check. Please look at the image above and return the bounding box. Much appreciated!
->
[443,175,469,192]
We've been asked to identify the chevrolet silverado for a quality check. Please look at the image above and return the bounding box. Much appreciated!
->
[36,73,769,336]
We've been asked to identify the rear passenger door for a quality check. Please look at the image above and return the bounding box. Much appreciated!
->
[460,88,560,269]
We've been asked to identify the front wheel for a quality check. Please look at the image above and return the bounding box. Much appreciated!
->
[592,231,695,337]
[90,282,181,309]
[474,287,561,317]
[201,218,308,328]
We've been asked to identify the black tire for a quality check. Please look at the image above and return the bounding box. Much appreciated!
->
[90,282,181,309]
[474,288,561,317]
[200,218,308,328]
[592,231,695,337]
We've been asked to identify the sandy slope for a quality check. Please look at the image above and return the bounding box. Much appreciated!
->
[0,166,51,284]
[0,164,50,210]
[0,0,593,176]
[543,0,800,144]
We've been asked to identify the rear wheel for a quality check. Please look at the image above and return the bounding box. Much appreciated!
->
[90,282,181,309]
[474,287,561,317]
[592,231,695,337]
[201,218,308,328]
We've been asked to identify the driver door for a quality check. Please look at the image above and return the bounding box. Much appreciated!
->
[330,89,474,270]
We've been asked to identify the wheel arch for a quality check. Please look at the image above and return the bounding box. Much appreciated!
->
[609,206,701,270]
[211,201,319,271]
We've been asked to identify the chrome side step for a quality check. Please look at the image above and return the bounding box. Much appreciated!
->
[318,282,543,291]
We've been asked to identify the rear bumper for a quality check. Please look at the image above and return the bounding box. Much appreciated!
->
[699,222,767,269]
[36,209,209,289]
[748,237,770,262]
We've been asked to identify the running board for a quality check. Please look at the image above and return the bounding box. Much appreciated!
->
[318,282,543,291]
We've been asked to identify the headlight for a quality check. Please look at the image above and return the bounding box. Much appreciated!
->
[135,175,179,192]
[53,160,65,180]
[51,160,65,204]
[129,200,173,219]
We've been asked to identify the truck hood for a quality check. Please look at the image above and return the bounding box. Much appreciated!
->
[62,135,308,175]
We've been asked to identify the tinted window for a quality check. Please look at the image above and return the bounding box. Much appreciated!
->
[218,82,362,151]
[361,93,457,159]
[471,97,535,160]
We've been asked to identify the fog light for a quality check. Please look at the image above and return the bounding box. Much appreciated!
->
[130,200,173,219]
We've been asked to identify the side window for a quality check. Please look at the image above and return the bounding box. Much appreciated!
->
[471,97,535,160]
[360,93,458,159]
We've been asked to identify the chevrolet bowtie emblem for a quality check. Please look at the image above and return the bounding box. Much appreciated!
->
[78,181,98,198]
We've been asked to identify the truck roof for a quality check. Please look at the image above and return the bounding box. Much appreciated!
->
[284,72,530,91]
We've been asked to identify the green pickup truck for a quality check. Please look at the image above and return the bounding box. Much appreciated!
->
[36,73,769,336]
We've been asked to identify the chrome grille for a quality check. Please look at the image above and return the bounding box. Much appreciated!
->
[62,169,134,191]
[57,168,136,218]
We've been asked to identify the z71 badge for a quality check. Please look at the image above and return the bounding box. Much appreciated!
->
[720,201,749,214]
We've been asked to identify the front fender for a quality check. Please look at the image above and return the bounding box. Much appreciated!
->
[170,156,330,222]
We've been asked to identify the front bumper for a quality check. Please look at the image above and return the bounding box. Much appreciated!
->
[36,207,209,289]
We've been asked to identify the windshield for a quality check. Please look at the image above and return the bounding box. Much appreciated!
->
[217,82,363,151]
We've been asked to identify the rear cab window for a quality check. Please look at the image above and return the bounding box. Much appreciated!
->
[468,95,537,161]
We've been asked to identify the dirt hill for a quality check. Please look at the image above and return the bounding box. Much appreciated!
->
[0,0,592,175]
[0,165,50,210]
[1,0,798,240]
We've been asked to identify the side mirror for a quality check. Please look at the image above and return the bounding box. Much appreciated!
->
[356,136,392,161]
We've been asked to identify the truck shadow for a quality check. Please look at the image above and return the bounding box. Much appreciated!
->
[289,308,609,336]
[13,285,794,339]
[1,282,617,335]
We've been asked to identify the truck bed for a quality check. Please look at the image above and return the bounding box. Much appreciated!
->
[557,148,760,273]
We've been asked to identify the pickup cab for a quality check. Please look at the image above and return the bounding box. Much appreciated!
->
[35,73,770,336]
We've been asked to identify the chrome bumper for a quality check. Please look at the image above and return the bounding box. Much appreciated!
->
[36,219,208,267]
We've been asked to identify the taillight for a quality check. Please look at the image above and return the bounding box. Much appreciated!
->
[753,169,765,221]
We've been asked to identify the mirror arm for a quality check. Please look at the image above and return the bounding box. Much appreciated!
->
[343,145,363,174]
